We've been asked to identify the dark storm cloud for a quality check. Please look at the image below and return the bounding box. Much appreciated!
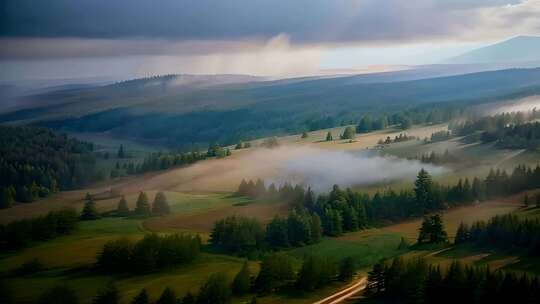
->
[0,0,523,43]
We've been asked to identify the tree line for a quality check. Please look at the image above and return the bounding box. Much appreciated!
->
[0,208,78,250]
[0,126,99,208]
[208,212,322,256]
[236,164,540,239]
[367,257,540,303]
[109,146,227,177]
[377,133,416,145]
[97,233,201,274]
[80,191,172,222]
[451,109,540,150]
[455,213,540,256]
[29,252,356,304]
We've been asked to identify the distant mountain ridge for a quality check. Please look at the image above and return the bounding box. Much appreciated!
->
[447,36,540,64]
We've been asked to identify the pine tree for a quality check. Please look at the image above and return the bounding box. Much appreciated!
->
[131,289,149,304]
[134,192,151,217]
[417,214,447,244]
[152,192,170,216]
[81,198,100,220]
[326,132,333,141]
[341,126,356,140]
[338,256,356,281]
[92,282,119,304]
[454,222,469,244]
[310,214,323,243]
[196,273,231,304]
[156,287,176,304]
[117,145,125,158]
[116,195,130,216]
[0,186,15,209]
[232,262,251,295]
[180,292,195,304]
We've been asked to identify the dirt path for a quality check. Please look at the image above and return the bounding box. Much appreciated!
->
[313,277,367,304]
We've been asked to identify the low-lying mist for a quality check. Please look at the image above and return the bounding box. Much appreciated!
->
[481,96,540,116]
[251,146,446,192]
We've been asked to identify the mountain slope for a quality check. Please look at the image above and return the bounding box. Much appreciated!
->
[447,36,540,64]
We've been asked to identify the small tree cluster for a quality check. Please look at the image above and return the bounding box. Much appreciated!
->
[377,133,415,145]
[209,213,322,255]
[340,126,355,140]
[417,214,448,244]
[97,233,201,273]
[0,208,78,250]
[127,191,171,218]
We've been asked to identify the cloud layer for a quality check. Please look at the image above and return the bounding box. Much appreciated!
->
[1,0,537,46]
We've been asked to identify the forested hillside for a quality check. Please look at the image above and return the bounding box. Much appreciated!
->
[0,126,99,208]
[3,68,540,149]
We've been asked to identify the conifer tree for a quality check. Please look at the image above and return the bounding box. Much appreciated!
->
[131,289,149,304]
[134,192,151,217]
[81,198,100,220]
[326,132,333,141]
[310,214,323,243]
[338,256,356,281]
[341,126,356,140]
[196,273,231,304]
[92,282,119,304]
[156,287,176,304]
[180,292,195,304]
[232,262,251,295]
[116,195,130,216]
[152,192,170,216]
[117,144,125,158]
[454,222,469,244]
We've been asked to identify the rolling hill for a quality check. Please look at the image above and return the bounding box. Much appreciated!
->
[2,68,540,148]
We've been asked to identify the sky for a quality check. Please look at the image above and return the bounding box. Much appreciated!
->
[1,0,539,81]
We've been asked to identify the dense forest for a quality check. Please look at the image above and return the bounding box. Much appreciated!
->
[455,213,540,256]
[451,109,540,150]
[367,258,540,303]
[0,126,99,208]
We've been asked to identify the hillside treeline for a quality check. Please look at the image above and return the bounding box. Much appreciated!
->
[237,164,540,238]
[455,214,540,256]
[451,109,540,150]
[0,208,78,250]
[110,144,230,178]
[97,233,201,273]
[209,212,322,255]
[0,126,99,208]
[367,258,540,303]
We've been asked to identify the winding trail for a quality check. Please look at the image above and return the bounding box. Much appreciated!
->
[313,277,367,304]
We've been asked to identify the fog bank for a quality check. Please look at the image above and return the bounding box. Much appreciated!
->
[256,146,446,192]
